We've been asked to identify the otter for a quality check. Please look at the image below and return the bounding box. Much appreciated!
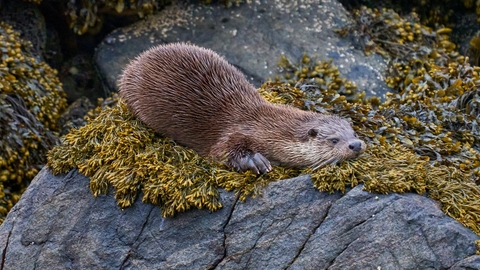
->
[118,43,366,174]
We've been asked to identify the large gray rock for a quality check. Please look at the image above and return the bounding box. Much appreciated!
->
[95,0,389,98]
[0,167,479,269]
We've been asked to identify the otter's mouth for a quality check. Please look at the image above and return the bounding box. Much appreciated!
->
[311,157,341,171]
[310,143,367,171]
[311,152,365,171]
[350,152,364,158]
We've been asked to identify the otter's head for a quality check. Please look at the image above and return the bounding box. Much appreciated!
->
[289,115,366,170]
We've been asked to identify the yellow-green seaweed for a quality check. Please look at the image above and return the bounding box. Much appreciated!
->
[47,98,294,217]
[47,85,480,235]
[0,21,67,223]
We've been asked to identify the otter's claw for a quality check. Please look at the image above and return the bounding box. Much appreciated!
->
[233,152,272,174]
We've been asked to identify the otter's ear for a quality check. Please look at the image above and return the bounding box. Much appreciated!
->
[308,128,318,137]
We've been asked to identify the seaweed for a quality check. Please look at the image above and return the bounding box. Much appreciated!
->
[0,22,66,222]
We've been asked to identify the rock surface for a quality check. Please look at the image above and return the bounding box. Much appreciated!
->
[95,0,389,98]
[0,168,479,269]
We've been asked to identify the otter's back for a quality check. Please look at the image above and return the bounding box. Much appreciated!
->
[118,43,265,155]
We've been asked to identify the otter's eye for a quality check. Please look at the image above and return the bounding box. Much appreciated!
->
[331,139,339,144]
[354,133,358,138]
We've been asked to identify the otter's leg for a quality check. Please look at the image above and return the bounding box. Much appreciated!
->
[210,133,272,174]
[228,151,271,174]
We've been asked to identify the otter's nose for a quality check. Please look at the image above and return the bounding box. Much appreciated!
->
[348,141,362,152]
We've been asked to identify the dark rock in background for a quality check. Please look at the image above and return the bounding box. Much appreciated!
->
[451,12,480,65]
[0,0,48,61]
[95,0,390,98]
[57,96,95,135]
[0,168,478,269]
[58,54,106,104]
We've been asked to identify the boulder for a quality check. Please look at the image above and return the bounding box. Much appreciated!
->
[95,0,389,98]
[0,168,478,269]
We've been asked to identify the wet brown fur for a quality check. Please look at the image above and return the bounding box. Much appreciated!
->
[119,43,365,171]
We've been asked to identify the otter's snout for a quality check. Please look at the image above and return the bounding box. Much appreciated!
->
[348,141,362,152]
[348,140,366,155]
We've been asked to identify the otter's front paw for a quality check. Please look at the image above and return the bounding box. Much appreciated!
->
[231,152,272,174]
